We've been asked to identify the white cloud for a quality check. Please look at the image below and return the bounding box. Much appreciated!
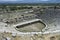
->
[40,0,50,1]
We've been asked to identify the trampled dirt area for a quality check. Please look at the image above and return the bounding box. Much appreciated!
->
[16,21,45,32]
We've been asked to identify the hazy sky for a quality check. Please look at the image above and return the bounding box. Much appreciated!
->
[0,0,60,3]
[0,0,50,1]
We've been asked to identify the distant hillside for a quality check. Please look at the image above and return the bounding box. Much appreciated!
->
[0,3,60,6]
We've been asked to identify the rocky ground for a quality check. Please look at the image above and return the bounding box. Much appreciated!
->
[0,8,60,40]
